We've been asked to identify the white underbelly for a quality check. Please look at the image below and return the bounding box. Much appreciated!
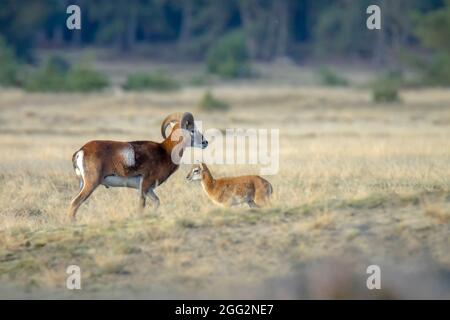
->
[103,176,141,189]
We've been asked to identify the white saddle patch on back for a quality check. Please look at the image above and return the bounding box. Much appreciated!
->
[121,144,136,167]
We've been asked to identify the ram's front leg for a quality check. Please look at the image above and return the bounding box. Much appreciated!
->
[138,176,160,213]
[138,176,152,211]
[146,188,160,211]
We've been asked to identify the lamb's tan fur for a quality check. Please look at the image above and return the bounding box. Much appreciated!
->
[186,163,273,208]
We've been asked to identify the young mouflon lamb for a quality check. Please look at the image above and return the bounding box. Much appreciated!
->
[186,163,273,208]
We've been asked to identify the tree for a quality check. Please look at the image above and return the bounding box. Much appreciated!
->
[238,0,291,60]
[0,0,53,60]
[414,0,450,85]
[175,0,235,59]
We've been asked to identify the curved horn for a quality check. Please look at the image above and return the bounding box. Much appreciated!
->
[160,112,184,138]
[180,112,194,130]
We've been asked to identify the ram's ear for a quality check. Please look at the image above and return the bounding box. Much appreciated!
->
[181,112,195,130]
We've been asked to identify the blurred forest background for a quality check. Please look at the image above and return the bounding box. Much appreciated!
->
[1,0,450,93]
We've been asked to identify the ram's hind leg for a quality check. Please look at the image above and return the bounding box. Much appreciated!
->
[68,176,100,222]
[69,150,103,222]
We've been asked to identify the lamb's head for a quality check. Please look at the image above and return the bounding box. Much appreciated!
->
[186,163,206,181]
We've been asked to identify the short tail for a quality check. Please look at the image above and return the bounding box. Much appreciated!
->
[72,149,85,189]
[72,150,82,176]
[267,181,273,195]
[261,178,273,197]
[72,151,78,173]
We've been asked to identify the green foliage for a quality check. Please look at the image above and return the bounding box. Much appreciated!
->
[415,2,450,52]
[0,38,23,87]
[24,55,109,92]
[371,71,403,103]
[318,67,349,86]
[65,67,110,92]
[0,0,444,64]
[313,2,374,58]
[414,1,450,86]
[419,54,450,86]
[46,55,71,74]
[24,56,67,92]
[122,72,180,91]
[198,91,229,111]
[190,74,210,86]
[206,30,251,78]
[372,85,400,103]
[0,1,54,60]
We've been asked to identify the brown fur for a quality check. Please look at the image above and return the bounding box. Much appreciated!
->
[186,163,273,208]
[68,113,206,221]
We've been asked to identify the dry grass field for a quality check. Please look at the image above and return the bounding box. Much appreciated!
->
[0,82,450,298]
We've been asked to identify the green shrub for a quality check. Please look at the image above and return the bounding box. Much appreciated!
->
[206,30,251,78]
[372,84,399,103]
[46,55,71,75]
[65,67,109,92]
[24,57,68,92]
[0,38,23,87]
[24,55,109,92]
[190,74,210,86]
[371,72,402,103]
[198,91,229,111]
[319,67,349,86]
[123,72,180,91]
[417,54,450,86]
[413,3,450,86]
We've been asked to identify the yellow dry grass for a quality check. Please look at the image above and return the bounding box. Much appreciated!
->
[0,85,449,298]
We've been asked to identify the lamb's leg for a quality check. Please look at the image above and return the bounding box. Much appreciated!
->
[248,200,259,208]
[253,182,272,207]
